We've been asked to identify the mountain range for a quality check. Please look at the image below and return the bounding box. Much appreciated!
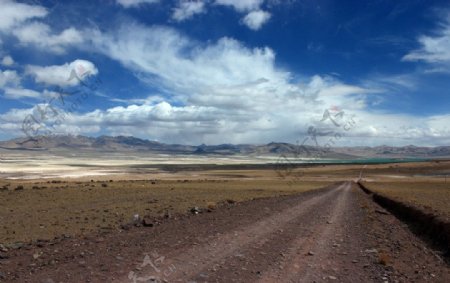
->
[0,135,449,159]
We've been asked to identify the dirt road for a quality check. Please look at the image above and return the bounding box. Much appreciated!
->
[1,181,448,282]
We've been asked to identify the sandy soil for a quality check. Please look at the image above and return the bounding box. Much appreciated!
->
[0,152,283,180]
[0,182,448,282]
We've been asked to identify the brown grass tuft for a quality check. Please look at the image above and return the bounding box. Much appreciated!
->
[378,250,390,266]
[207,202,217,210]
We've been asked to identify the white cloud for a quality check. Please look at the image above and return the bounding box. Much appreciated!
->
[13,22,83,54]
[87,24,290,104]
[77,23,376,144]
[0,69,39,101]
[0,1,81,54]
[0,0,47,32]
[26,59,98,87]
[403,13,450,72]
[215,0,264,12]
[1,55,14,66]
[2,99,450,146]
[242,10,271,30]
[0,69,20,88]
[116,0,159,8]
[4,87,40,99]
[172,1,206,22]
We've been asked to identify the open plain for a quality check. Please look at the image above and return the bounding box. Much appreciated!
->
[0,153,449,282]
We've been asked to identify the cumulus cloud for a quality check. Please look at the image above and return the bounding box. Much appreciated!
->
[26,59,98,87]
[215,0,264,12]
[0,0,47,32]
[242,10,271,30]
[12,22,83,54]
[116,0,159,8]
[2,98,450,146]
[403,13,450,72]
[1,21,377,144]
[72,23,376,144]
[1,55,14,66]
[0,69,20,88]
[172,1,206,22]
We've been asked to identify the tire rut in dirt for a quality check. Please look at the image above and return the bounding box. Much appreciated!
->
[117,185,343,282]
[185,184,346,282]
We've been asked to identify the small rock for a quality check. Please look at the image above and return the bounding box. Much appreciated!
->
[132,214,140,223]
[190,207,202,214]
[352,260,359,263]
[365,248,378,254]
[120,223,132,230]
[8,242,25,250]
[95,237,105,243]
[329,276,337,280]
[0,244,8,252]
[375,209,390,215]
[307,251,315,256]
[142,217,154,227]
[163,211,171,219]
[15,185,24,191]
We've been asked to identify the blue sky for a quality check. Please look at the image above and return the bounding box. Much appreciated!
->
[0,0,449,146]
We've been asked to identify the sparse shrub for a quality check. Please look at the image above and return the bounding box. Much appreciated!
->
[207,202,217,210]
[15,185,24,191]
[101,183,108,188]
[378,251,390,266]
